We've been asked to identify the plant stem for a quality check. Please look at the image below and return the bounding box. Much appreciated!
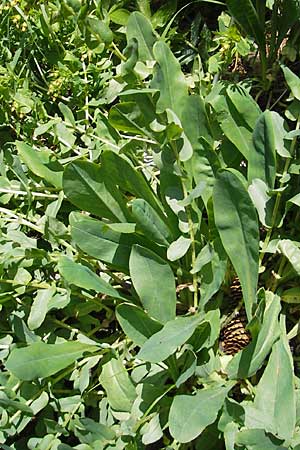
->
[170,142,199,309]
[0,188,59,198]
[110,42,126,61]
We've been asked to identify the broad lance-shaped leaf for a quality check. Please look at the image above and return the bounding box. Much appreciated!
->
[63,160,130,222]
[138,314,203,363]
[6,341,98,380]
[131,198,171,246]
[87,18,113,45]
[58,256,124,299]
[16,141,63,189]
[169,383,234,443]
[108,102,150,136]
[207,84,255,160]
[70,212,134,272]
[244,337,295,440]
[248,110,277,189]
[28,286,56,330]
[129,245,176,323]
[181,95,211,146]
[213,170,259,319]
[101,150,163,218]
[226,84,261,130]
[151,40,188,117]
[116,303,162,347]
[126,11,156,61]
[227,291,281,379]
[167,236,191,262]
[99,356,136,412]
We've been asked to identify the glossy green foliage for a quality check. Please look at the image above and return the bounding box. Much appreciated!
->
[169,383,234,442]
[63,160,130,222]
[248,110,277,188]
[1,2,300,448]
[6,341,98,380]
[129,244,176,323]
[213,170,259,319]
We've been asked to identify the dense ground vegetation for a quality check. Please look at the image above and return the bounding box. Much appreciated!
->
[1,0,300,448]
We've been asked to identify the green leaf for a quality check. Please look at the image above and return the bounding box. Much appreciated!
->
[108,102,150,135]
[167,236,191,261]
[109,8,130,26]
[77,418,116,444]
[270,111,290,157]
[131,198,171,246]
[245,337,295,440]
[6,341,97,380]
[87,18,113,45]
[181,96,215,204]
[28,286,56,330]
[282,64,300,101]
[0,394,33,415]
[278,239,300,275]
[13,267,32,285]
[63,160,129,222]
[58,102,76,127]
[126,12,156,60]
[191,243,213,274]
[99,355,136,412]
[199,238,227,307]
[55,122,76,149]
[166,108,193,161]
[248,110,277,188]
[218,397,244,433]
[141,413,163,445]
[285,99,300,121]
[227,291,281,379]
[281,287,300,304]
[129,245,176,323]
[58,256,123,299]
[248,178,273,227]
[169,384,233,443]
[70,212,134,272]
[138,314,203,363]
[226,84,261,130]
[181,95,211,145]
[151,41,188,116]
[101,151,163,217]
[16,141,63,189]
[235,429,287,450]
[208,86,255,160]
[213,170,259,319]
[178,182,206,208]
[116,303,162,346]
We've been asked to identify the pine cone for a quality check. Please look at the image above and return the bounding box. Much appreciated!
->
[220,277,251,355]
[220,310,251,355]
